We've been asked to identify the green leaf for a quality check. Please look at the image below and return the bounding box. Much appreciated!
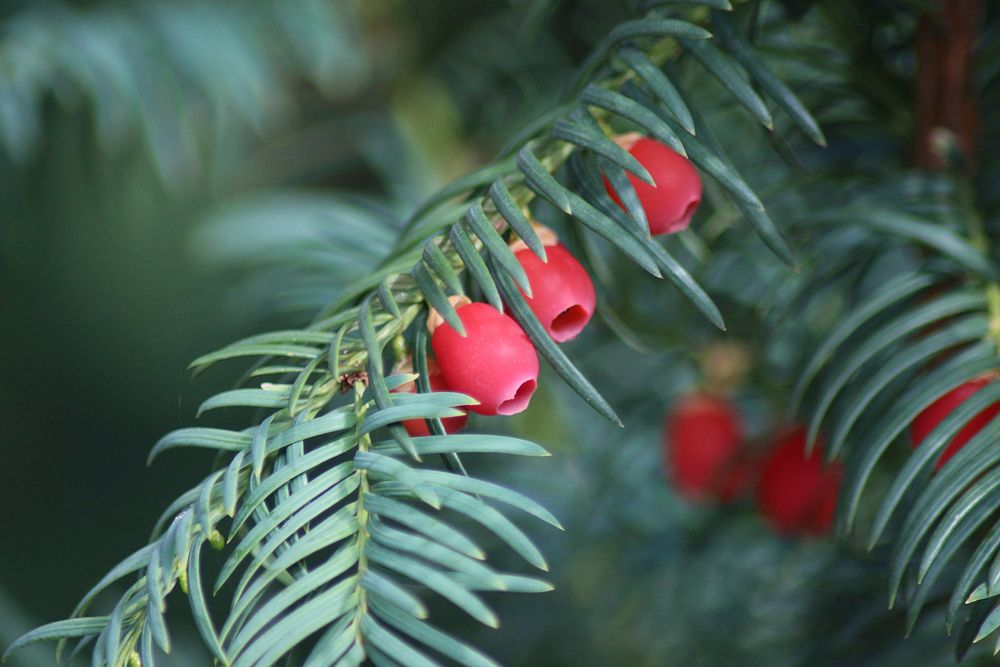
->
[4,617,109,661]
[190,342,321,371]
[827,317,989,459]
[379,485,547,571]
[853,210,995,279]
[186,536,227,664]
[949,522,1000,628]
[223,450,246,517]
[598,158,650,235]
[449,223,503,312]
[70,545,155,618]
[581,85,685,155]
[230,576,359,667]
[145,546,171,653]
[362,570,429,620]
[364,494,484,559]
[919,471,1000,582]
[841,348,999,534]
[197,387,291,415]
[302,615,357,667]
[356,450,440,509]
[790,271,938,412]
[488,180,547,261]
[680,38,772,128]
[710,13,825,145]
[413,261,465,334]
[550,118,653,185]
[231,456,356,535]
[366,543,499,628]
[266,409,357,454]
[223,541,360,649]
[377,279,402,319]
[418,470,563,529]
[361,615,438,667]
[904,501,996,632]
[149,427,252,463]
[617,46,695,134]
[464,201,533,297]
[607,17,712,44]
[369,596,501,667]
[369,519,504,589]
[516,149,661,277]
[872,382,1000,552]
[372,433,550,458]
[423,240,464,296]
[360,402,468,436]
[360,297,419,461]
[807,290,985,450]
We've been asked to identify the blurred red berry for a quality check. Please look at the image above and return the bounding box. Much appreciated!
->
[431,302,539,416]
[513,241,595,343]
[755,427,842,536]
[664,393,749,503]
[910,376,1000,471]
[392,358,469,437]
[604,134,703,235]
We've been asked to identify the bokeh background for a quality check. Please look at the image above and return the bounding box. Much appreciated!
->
[2,1,996,665]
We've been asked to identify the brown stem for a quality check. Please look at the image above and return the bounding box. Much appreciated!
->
[914,0,983,171]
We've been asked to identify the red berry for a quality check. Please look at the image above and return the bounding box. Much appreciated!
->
[513,243,595,343]
[910,376,1000,470]
[755,428,842,536]
[664,393,748,502]
[431,302,539,416]
[604,134,702,235]
[392,359,469,437]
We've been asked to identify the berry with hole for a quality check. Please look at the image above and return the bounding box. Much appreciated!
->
[431,301,539,416]
[510,225,595,343]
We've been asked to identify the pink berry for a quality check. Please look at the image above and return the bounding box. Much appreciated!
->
[664,393,749,503]
[755,428,841,537]
[513,243,595,343]
[604,135,703,235]
[431,302,539,416]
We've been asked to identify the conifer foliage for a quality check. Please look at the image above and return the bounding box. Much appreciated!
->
[6,0,1000,665]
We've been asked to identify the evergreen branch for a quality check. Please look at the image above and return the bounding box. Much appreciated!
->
[4,2,821,665]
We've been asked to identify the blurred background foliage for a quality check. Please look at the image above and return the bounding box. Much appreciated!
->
[3,0,999,665]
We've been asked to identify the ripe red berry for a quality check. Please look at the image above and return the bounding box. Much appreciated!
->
[910,376,1000,470]
[392,358,469,437]
[604,133,703,236]
[431,301,539,416]
[510,228,595,343]
[755,428,841,536]
[664,393,749,503]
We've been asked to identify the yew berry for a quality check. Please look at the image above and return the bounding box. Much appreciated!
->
[509,225,595,343]
[664,393,750,503]
[604,133,703,235]
[910,375,1000,470]
[430,301,539,416]
[755,428,841,537]
[392,358,469,437]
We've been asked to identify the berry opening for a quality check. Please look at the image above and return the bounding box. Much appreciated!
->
[550,305,589,342]
[497,379,537,415]
[680,198,700,223]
